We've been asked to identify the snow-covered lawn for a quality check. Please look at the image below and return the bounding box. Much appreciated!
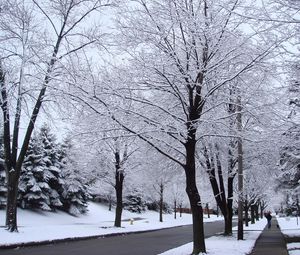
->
[159,219,267,255]
[277,216,300,237]
[277,216,300,255]
[0,202,221,247]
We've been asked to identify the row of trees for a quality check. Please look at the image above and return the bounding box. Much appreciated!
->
[269,0,300,215]
[74,1,284,254]
[277,63,300,215]
[0,0,299,254]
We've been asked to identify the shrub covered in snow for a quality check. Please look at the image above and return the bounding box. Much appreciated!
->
[124,188,146,213]
[59,138,89,215]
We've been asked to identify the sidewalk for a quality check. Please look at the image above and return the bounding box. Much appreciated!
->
[250,218,288,255]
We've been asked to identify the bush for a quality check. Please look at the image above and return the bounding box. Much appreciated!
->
[124,189,146,213]
[146,201,172,213]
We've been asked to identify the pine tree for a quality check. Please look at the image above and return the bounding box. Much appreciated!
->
[18,125,89,214]
[18,136,52,211]
[38,124,64,209]
[124,188,146,213]
[59,138,89,215]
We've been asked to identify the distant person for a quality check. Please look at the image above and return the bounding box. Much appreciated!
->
[264,211,272,229]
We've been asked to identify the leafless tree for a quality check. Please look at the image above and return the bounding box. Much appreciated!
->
[0,0,113,232]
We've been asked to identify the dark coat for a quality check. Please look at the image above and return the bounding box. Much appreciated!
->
[265,213,272,221]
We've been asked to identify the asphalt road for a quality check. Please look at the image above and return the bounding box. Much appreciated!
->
[0,219,230,255]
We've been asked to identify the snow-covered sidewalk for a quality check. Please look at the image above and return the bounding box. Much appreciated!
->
[0,202,221,247]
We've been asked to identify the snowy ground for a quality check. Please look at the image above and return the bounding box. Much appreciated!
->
[159,220,267,255]
[0,202,221,247]
[277,216,300,255]
[278,216,300,237]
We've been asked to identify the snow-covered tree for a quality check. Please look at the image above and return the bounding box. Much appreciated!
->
[112,1,280,252]
[67,103,141,226]
[38,124,64,209]
[124,187,146,213]
[18,135,52,211]
[59,138,90,215]
[63,0,279,251]
[141,149,181,222]
[0,0,113,231]
[170,180,186,219]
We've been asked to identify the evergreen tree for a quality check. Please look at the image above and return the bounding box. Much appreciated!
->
[38,124,64,209]
[18,125,89,214]
[124,188,146,213]
[18,136,52,210]
[59,138,89,215]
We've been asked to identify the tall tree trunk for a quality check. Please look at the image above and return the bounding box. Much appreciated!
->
[226,176,234,235]
[114,182,123,227]
[226,135,236,236]
[224,200,233,235]
[174,200,177,219]
[244,204,249,227]
[206,203,210,218]
[204,145,232,235]
[114,151,124,228]
[108,198,112,211]
[185,139,206,254]
[5,169,20,232]
[179,203,182,217]
[260,201,264,219]
[251,204,255,224]
[260,201,267,219]
[255,204,259,221]
[159,182,163,222]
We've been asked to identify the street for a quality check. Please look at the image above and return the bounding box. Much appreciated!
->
[0,220,230,255]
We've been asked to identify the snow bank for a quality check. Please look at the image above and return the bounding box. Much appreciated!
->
[0,202,221,247]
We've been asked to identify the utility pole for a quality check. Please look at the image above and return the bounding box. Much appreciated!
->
[237,94,244,240]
